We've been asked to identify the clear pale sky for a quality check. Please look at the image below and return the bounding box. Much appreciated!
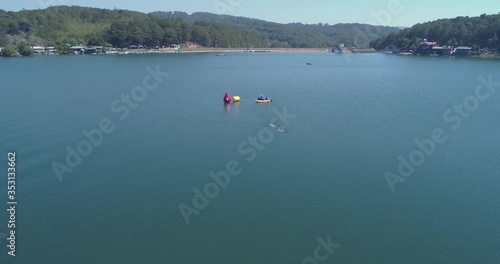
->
[2,0,499,27]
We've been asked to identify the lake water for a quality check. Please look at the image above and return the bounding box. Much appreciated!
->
[1,53,499,263]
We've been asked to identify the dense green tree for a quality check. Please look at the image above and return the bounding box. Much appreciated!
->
[180,23,192,41]
[489,32,498,50]
[56,44,71,54]
[86,33,107,46]
[6,22,18,35]
[145,20,164,46]
[127,20,147,45]
[151,11,401,48]
[163,28,179,44]
[0,34,8,46]
[106,20,129,48]
[17,43,34,56]
[191,26,211,47]
[1,46,18,57]
[371,14,500,52]
[1,6,400,49]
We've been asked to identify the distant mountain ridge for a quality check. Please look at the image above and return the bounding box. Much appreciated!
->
[0,6,400,50]
[0,6,274,49]
[150,11,401,48]
[149,11,270,25]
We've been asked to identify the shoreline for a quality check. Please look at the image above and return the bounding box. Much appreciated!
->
[1,47,333,57]
[105,48,332,54]
[2,48,499,59]
[390,52,500,60]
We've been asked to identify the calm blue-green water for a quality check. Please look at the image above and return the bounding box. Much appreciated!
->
[1,53,499,264]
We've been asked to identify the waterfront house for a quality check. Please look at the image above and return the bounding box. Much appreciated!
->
[69,46,102,54]
[45,47,56,54]
[32,46,45,54]
[415,40,439,55]
[29,46,57,55]
[70,46,86,54]
[454,46,472,56]
[84,47,97,54]
[431,46,444,55]
[442,46,454,55]
[337,43,345,53]
[91,46,104,53]
[429,45,455,56]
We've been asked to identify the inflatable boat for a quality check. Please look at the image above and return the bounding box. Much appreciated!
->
[256,95,272,103]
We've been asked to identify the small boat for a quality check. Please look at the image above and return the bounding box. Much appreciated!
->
[256,95,272,103]
[306,62,312,65]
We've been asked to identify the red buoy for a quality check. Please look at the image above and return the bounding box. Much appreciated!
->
[224,92,232,103]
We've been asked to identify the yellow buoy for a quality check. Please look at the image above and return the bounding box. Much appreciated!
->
[232,96,241,102]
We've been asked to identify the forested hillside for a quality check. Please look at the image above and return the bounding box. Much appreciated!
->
[0,6,400,51]
[150,11,401,48]
[370,13,500,52]
[0,6,267,49]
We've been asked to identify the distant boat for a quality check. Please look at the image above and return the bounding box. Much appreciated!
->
[306,62,312,65]
[256,95,272,103]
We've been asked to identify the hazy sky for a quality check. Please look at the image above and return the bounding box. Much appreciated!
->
[2,0,499,27]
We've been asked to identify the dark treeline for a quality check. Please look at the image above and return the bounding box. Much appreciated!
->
[370,13,500,52]
[0,6,399,52]
[0,6,267,50]
[151,11,401,48]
